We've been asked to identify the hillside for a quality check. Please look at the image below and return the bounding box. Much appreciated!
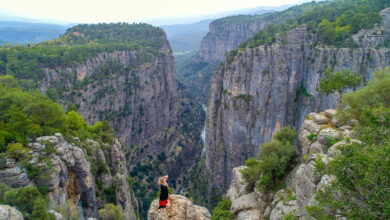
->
[0,75,137,219]
[0,20,69,44]
[0,23,205,219]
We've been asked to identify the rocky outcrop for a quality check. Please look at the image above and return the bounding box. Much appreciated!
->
[204,7,390,193]
[225,109,359,219]
[147,195,211,220]
[0,205,24,220]
[198,17,267,62]
[1,133,137,219]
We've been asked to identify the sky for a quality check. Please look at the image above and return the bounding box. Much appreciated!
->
[0,0,304,24]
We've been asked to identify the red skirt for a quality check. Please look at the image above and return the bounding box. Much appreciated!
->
[159,200,168,208]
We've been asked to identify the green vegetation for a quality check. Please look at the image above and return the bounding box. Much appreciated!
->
[283,213,299,220]
[307,133,315,141]
[99,203,124,220]
[211,199,234,220]
[307,68,390,219]
[0,75,115,151]
[0,183,54,219]
[226,0,390,62]
[0,23,165,82]
[317,68,363,108]
[241,127,297,193]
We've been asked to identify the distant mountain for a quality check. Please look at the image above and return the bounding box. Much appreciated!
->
[146,5,291,26]
[0,20,71,44]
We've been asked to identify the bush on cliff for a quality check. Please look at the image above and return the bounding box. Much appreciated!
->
[99,203,124,220]
[307,68,390,219]
[211,199,234,220]
[241,127,297,193]
[0,183,54,219]
[0,74,115,151]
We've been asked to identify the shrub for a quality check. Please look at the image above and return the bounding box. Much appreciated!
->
[308,69,390,219]
[0,185,53,219]
[307,133,315,141]
[241,127,297,193]
[6,143,30,160]
[212,200,234,220]
[273,127,297,145]
[104,185,117,203]
[317,68,362,108]
[240,158,262,192]
[99,203,124,220]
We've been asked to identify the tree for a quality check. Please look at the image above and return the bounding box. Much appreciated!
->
[317,68,363,108]
[99,203,124,220]
[241,127,297,193]
[307,68,390,219]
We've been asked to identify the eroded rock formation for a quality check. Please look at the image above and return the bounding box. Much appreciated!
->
[205,7,390,193]
[225,109,360,219]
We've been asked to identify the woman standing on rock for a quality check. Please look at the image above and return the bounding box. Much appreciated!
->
[158,175,174,211]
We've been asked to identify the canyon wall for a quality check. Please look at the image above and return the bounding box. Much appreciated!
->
[205,8,390,192]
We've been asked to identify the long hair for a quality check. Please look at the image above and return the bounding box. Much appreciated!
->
[158,175,168,185]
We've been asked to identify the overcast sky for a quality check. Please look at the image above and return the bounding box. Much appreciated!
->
[0,0,304,23]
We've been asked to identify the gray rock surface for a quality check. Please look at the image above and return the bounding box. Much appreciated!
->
[230,192,258,214]
[205,7,390,193]
[0,205,23,220]
[224,109,355,219]
[21,134,137,220]
[147,195,211,220]
[0,166,31,188]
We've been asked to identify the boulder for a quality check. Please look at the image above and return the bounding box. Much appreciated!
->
[298,129,312,157]
[230,192,258,214]
[0,205,23,220]
[317,128,340,145]
[235,209,260,220]
[293,163,316,209]
[324,109,337,118]
[309,142,327,155]
[302,120,322,134]
[270,200,298,220]
[147,195,211,220]
[227,166,247,200]
[309,113,329,124]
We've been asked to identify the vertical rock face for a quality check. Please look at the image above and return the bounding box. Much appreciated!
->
[1,133,137,219]
[40,40,177,153]
[197,19,267,62]
[177,2,321,103]
[34,27,205,218]
[205,8,390,192]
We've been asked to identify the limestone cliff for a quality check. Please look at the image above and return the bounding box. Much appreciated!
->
[205,8,390,193]
[30,25,205,217]
[0,133,137,219]
[177,2,321,103]
[225,109,359,219]
[197,17,267,62]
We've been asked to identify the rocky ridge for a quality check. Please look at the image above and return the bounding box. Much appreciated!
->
[204,7,390,193]
[148,194,211,220]
[0,133,137,219]
[226,109,358,219]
